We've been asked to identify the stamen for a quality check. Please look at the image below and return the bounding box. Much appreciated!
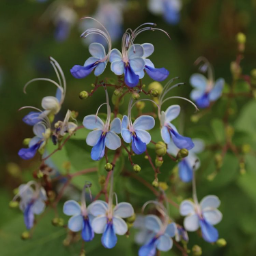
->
[81,181,92,216]
[194,56,214,83]
[159,82,184,104]
[13,181,39,201]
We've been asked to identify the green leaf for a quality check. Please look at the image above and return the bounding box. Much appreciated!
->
[211,119,225,143]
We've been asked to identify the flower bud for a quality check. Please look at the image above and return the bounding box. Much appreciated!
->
[132,92,140,100]
[21,231,30,240]
[236,32,246,44]
[155,141,167,156]
[135,101,145,110]
[63,161,71,170]
[9,201,19,208]
[192,245,202,256]
[99,175,106,185]
[144,155,149,160]
[226,125,234,138]
[152,179,159,188]
[215,154,222,169]
[207,171,217,181]
[216,238,227,247]
[155,157,163,167]
[158,182,169,191]
[114,89,123,96]
[80,250,86,256]
[63,238,70,246]
[148,82,163,95]
[37,170,44,179]
[52,218,59,226]
[150,89,159,97]
[239,162,246,175]
[91,83,95,88]
[105,163,113,172]
[58,218,64,227]
[133,164,141,173]
[177,149,189,159]
[54,121,61,129]
[79,91,88,99]
[191,115,199,123]
[7,163,21,178]
[230,61,242,79]
[48,113,55,123]
[23,138,31,146]
[242,144,251,153]
[251,69,256,79]
[48,191,56,202]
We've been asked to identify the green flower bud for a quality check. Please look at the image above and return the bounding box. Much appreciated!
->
[52,217,59,226]
[79,91,89,99]
[152,179,159,188]
[242,144,251,153]
[144,155,149,160]
[38,147,45,155]
[37,170,44,179]
[127,222,134,229]
[48,190,56,202]
[158,182,169,191]
[226,125,234,138]
[155,141,167,156]
[148,82,163,94]
[132,92,140,100]
[126,214,136,223]
[7,163,21,178]
[155,158,163,167]
[114,89,123,96]
[9,201,19,208]
[63,238,70,246]
[236,32,246,44]
[80,250,86,256]
[191,115,199,123]
[21,231,30,240]
[177,149,189,159]
[207,171,217,181]
[150,89,159,97]
[215,154,222,169]
[133,164,141,173]
[91,83,95,88]
[58,218,64,227]
[251,69,256,79]
[216,238,227,247]
[23,138,31,146]
[192,245,202,256]
[135,101,145,110]
[105,163,113,172]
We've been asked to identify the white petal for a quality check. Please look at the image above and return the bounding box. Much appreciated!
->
[133,115,155,130]
[157,234,173,251]
[68,215,84,232]
[63,200,81,216]
[121,128,132,143]
[145,59,155,68]
[135,129,151,144]
[165,105,180,123]
[32,199,45,215]
[203,209,222,225]
[89,43,106,59]
[167,140,179,155]
[83,115,104,130]
[29,136,41,147]
[86,130,102,146]
[165,223,176,237]
[130,58,145,72]
[91,216,107,234]
[94,62,107,76]
[144,215,161,233]
[111,61,124,75]
[142,43,154,58]
[109,49,122,63]
[33,123,46,138]
[191,139,205,154]
[209,78,224,101]
[87,200,108,216]
[200,195,221,210]
[128,44,144,59]
[161,126,170,144]
[184,214,199,231]
[110,118,121,134]
[84,57,98,67]
[113,216,128,235]
[189,74,207,90]
[105,131,121,150]
[148,0,163,14]
[113,202,134,218]
[180,200,195,216]
[41,96,60,114]
[190,89,204,101]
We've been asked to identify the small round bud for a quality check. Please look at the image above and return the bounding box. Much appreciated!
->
[155,158,163,167]
[236,32,246,44]
[127,222,134,229]
[230,61,242,79]
[215,154,222,169]
[48,191,56,202]
[105,163,113,172]
[52,218,59,226]
[21,231,30,240]
[226,125,234,138]
[114,89,122,96]
[192,245,202,256]
[7,163,21,178]
[23,138,31,146]
[177,149,189,159]
[216,238,227,247]
[79,91,88,99]
[58,218,64,227]
[242,144,251,153]
[251,69,256,79]
[158,182,169,191]
[150,89,159,97]
[155,141,167,157]
[207,171,217,181]
[91,83,95,88]
[152,179,159,188]
[80,250,86,256]
[63,238,70,246]
[37,170,44,179]
[148,82,163,94]
[133,164,141,173]
[9,201,19,208]
[126,214,136,224]
[54,121,61,129]
[191,115,199,123]
[132,92,140,100]
[135,101,145,110]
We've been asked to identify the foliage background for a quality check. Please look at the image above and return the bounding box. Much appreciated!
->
[1,0,256,255]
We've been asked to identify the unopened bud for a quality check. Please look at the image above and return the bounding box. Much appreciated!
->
[132,92,140,100]
[79,91,88,99]
[155,141,167,157]
[63,238,70,246]
[23,138,31,146]
[236,32,246,44]
[52,218,59,226]
[105,163,113,172]
[251,69,256,79]
[216,238,227,247]
[48,113,55,123]
[230,61,241,79]
[9,201,19,208]
[177,149,189,159]
[63,161,71,170]
[126,214,136,224]
[91,83,95,88]
[133,164,141,173]
[135,101,145,110]
[150,89,159,97]
[152,179,159,188]
[226,125,234,138]
[207,171,217,181]
[7,163,21,178]
[155,157,163,167]
[148,82,163,94]
[54,121,61,129]
[48,191,56,202]
[215,154,222,169]
[242,144,251,153]
[158,182,168,191]
[58,218,64,227]
[144,155,149,160]
[37,170,44,179]
[80,250,86,256]
[114,89,122,96]
[21,231,30,240]
[191,115,199,123]
[192,245,202,256]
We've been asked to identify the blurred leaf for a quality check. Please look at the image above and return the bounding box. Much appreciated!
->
[211,118,225,143]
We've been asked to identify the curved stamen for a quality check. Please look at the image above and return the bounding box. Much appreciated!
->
[13,181,40,202]
[194,56,214,83]
[81,181,92,216]
[159,82,184,104]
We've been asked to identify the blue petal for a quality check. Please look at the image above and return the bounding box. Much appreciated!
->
[63,200,81,216]
[105,131,121,150]
[199,219,219,243]
[165,223,176,237]
[68,215,84,232]
[82,218,94,242]
[55,20,70,42]
[110,118,121,134]
[109,49,122,63]
[83,115,104,130]
[94,62,107,76]
[178,159,193,182]
[122,115,129,129]
[170,128,194,150]
[163,5,180,24]
[156,234,173,251]
[18,143,41,160]
[196,93,210,108]
[209,78,224,101]
[89,43,106,59]
[132,135,147,155]
[128,44,144,59]
[121,129,132,143]
[142,43,154,58]
[190,74,207,90]
[111,61,124,75]
[23,112,41,126]
[130,58,145,73]
[139,238,157,256]
[145,65,169,81]
[70,64,95,79]
[133,115,155,130]
[161,126,171,144]
[101,222,117,249]
[124,65,139,88]
[24,202,34,229]
[91,135,106,161]
[55,88,63,102]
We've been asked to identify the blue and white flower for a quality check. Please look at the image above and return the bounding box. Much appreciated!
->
[167,139,204,182]
[63,183,94,242]
[190,57,225,108]
[138,43,169,81]
[18,120,51,160]
[14,182,47,229]
[83,90,121,161]
[148,0,182,25]
[22,111,41,126]
[180,196,222,243]
[172,222,189,242]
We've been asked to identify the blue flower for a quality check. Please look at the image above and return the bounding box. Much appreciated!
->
[167,139,204,182]
[138,43,169,81]
[139,215,175,256]
[18,122,51,160]
[160,105,194,150]
[23,111,41,126]
[121,115,155,155]
[109,44,145,87]
[88,200,134,248]
[63,200,94,241]
[180,196,222,243]
[83,115,121,161]
[148,0,182,25]
[18,183,47,229]
[172,223,189,242]
[190,74,225,109]
[71,43,108,79]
